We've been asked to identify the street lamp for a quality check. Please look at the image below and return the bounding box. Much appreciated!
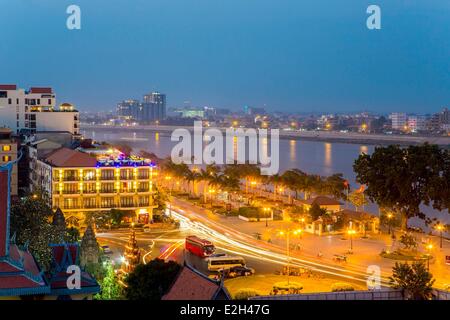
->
[425,243,433,271]
[300,217,306,229]
[387,213,393,235]
[277,187,284,201]
[436,224,444,249]
[278,228,303,285]
[263,207,272,227]
[208,188,216,206]
[347,229,356,253]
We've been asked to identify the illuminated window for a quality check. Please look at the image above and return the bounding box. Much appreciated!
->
[2,155,12,162]
[2,145,11,151]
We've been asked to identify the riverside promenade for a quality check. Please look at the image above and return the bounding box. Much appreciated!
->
[81,123,450,146]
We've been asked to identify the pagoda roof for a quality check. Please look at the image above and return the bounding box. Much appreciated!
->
[0,244,50,296]
[0,165,50,297]
[47,244,100,296]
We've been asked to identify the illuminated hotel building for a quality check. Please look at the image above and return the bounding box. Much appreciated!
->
[30,147,156,223]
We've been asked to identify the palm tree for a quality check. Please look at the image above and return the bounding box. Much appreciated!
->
[269,174,284,201]
[200,164,222,205]
[219,174,240,207]
[184,168,201,197]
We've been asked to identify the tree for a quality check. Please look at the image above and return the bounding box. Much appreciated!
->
[399,234,418,251]
[353,144,447,230]
[309,203,327,221]
[10,193,59,270]
[321,173,347,200]
[110,209,134,225]
[389,262,435,300]
[95,262,123,300]
[125,259,181,300]
[65,226,80,243]
[348,190,368,212]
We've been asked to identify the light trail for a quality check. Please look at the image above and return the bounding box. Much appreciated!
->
[168,208,392,286]
[159,240,183,260]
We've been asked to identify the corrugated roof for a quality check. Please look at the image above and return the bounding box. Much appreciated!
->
[44,147,97,167]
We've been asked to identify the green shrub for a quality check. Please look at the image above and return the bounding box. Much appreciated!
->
[238,207,261,218]
[234,289,261,300]
[331,282,355,292]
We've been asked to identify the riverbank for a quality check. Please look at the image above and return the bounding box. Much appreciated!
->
[80,124,450,147]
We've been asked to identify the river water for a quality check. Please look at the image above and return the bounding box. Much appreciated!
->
[82,128,449,227]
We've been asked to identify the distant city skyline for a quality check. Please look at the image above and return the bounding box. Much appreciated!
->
[1,0,449,113]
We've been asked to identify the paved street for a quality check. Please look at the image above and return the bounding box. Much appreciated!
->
[169,197,450,288]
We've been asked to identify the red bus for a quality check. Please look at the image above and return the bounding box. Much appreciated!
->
[185,236,215,258]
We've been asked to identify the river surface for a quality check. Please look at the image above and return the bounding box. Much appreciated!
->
[82,128,449,227]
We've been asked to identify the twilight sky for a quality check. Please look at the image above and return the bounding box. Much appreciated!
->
[1,0,449,113]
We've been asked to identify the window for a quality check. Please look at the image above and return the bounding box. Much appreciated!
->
[16,98,19,104]
[101,197,114,208]
[37,99,41,105]
[48,99,51,105]
[8,98,11,104]
[2,145,11,151]
[83,198,96,208]
[2,156,12,162]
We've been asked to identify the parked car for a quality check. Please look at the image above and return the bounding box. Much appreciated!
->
[226,266,255,278]
[102,245,113,254]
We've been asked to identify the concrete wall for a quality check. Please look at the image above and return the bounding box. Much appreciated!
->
[433,289,450,300]
[250,289,404,300]
[251,288,450,300]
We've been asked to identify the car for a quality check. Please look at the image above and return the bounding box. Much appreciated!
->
[102,245,113,254]
[226,266,255,278]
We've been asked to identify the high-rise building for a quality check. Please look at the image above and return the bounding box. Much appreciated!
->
[0,85,79,135]
[141,91,166,122]
[390,113,407,130]
[116,92,166,123]
[117,99,140,119]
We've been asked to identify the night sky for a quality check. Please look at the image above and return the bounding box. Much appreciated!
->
[1,0,449,113]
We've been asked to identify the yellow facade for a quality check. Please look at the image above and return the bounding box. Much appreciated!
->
[51,165,156,220]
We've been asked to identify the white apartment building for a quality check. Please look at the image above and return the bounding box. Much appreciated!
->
[0,85,79,135]
[390,112,407,131]
[407,115,426,132]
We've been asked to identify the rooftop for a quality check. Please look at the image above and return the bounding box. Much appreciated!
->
[162,265,230,300]
[43,147,98,167]
[0,84,17,91]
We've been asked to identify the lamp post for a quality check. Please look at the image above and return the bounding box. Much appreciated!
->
[387,213,393,235]
[208,188,216,206]
[436,224,444,249]
[347,229,356,253]
[165,175,172,218]
[263,207,272,227]
[426,243,433,271]
[278,228,302,285]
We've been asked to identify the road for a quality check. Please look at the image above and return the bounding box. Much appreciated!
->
[97,198,449,289]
